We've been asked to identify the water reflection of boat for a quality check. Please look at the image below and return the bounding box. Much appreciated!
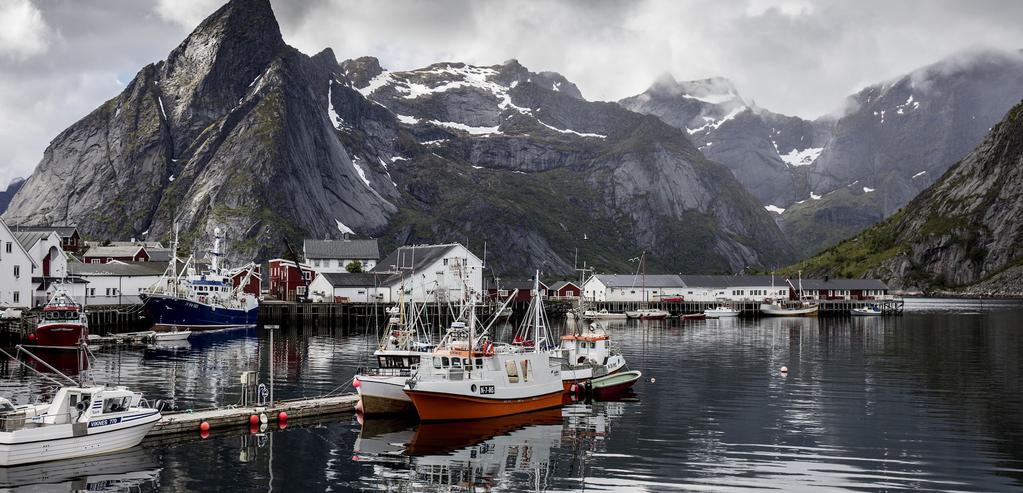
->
[0,446,160,491]
[406,407,563,456]
[25,348,88,376]
[353,417,417,458]
[408,409,562,490]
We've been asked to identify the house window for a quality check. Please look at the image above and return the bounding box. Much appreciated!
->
[4,242,10,254]
[89,288,95,296]
[443,259,448,266]
[13,265,19,278]
[106,288,111,296]
[313,259,320,267]
[13,292,19,303]
[296,286,306,296]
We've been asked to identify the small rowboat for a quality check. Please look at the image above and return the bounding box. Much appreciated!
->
[851,305,882,316]
[681,313,706,320]
[589,370,642,398]
[153,330,191,342]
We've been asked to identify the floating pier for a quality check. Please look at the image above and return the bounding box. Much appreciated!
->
[148,394,360,436]
[547,298,905,317]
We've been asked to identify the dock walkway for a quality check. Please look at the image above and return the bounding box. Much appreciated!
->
[149,394,359,436]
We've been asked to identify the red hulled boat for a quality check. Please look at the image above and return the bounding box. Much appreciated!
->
[33,290,88,347]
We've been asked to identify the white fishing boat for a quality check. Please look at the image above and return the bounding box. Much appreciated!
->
[405,274,564,421]
[355,294,436,416]
[704,306,740,318]
[760,301,819,317]
[0,386,160,466]
[851,304,882,316]
[760,271,819,317]
[554,322,626,390]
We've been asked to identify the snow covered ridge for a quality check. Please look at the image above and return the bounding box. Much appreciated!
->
[687,107,744,135]
[355,62,606,139]
[764,205,785,214]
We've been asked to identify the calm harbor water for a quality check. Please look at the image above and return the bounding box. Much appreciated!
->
[2,298,1023,492]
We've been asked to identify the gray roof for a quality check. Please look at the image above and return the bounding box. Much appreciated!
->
[799,278,889,290]
[593,274,685,288]
[147,248,173,262]
[484,278,547,290]
[372,244,460,273]
[9,225,78,238]
[318,272,391,287]
[304,239,380,260]
[679,275,782,288]
[72,261,170,277]
[82,245,146,258]
[107,241,164,248]
[13,231,51,250]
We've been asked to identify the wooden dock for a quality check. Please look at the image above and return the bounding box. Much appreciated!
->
[148,394,359,436]
[546,298,905,317]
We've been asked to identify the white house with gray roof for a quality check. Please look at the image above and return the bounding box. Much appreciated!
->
[303,238,380,273]
[0,218,37,308]
[582,274,687,302]
[372,243,483,303]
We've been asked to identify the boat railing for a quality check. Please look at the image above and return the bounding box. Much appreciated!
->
[0,409,78,430]
[357,367,415,378]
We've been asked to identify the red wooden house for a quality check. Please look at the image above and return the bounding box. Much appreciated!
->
[485,278,549,303]
[547,280,581,299]
[268,259,314,301]
[82,245,150,264]
[229,265,262,297]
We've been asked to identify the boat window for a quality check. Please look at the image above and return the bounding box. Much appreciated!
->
[441,357,450,368]
[505,360,519,383]
[433,357,442,369]
[102,397,129,413]
[451,358,462,368]
[462,358,471,369]
[475,358,483,367]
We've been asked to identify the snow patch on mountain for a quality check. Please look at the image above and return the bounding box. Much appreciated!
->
[536,119,606,139]
[687,107,743,135]
[863,187,875,193]
[912,170,927,178]
[776,146,823,167]
[764,205,785,214]
[429,120,501,135]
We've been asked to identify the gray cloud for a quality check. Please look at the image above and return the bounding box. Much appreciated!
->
[2,0,1022,188]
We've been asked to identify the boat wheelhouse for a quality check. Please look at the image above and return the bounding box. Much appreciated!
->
[33,289,88,347]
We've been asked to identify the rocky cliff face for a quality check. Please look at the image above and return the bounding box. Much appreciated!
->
[0,178,24,215]
[782,49,1023,256]
[620,75,828,210]
[794,100,1023,293]
[3,0,395,262]
[2,0,794,275]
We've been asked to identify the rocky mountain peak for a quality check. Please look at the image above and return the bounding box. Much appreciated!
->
[340,56,384,87]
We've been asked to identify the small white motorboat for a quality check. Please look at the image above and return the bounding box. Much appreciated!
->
[704,306,739,318]
[0,387,161,466]
[582,309,627,320]
[153,330,191,342]
[625,308,670,320]
[760,301,819,317]
[851,305,882,316]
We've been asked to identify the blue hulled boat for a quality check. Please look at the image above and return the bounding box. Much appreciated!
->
[140,227,259,332]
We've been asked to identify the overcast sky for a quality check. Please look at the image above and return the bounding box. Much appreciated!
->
[2,0,1022,187]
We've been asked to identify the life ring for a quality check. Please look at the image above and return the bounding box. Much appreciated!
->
[199,296,207,304]
[482,341,495,356]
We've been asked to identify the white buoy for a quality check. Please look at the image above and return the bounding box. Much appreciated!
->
[780,366,789,374]
[650,377,656,383]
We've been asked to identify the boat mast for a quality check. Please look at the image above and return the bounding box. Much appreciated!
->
[533,270,541,352]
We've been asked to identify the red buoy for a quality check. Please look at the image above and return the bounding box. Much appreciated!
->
[199,421,210,432]
[27,333,35,341]
[277,411,288,422]
[355,399,364,415]
[249,423,259,434]
[249,414,259,425]
[352,377,361,389]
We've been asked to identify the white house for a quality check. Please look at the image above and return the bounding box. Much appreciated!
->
[73,261,168,306]
[582,274,686,302]
[308,272,393,303]
[0,218,37,308]
[14,229,72,306]
[304,238,380,273]
[678,275,790,302]
[371,243,484,303]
